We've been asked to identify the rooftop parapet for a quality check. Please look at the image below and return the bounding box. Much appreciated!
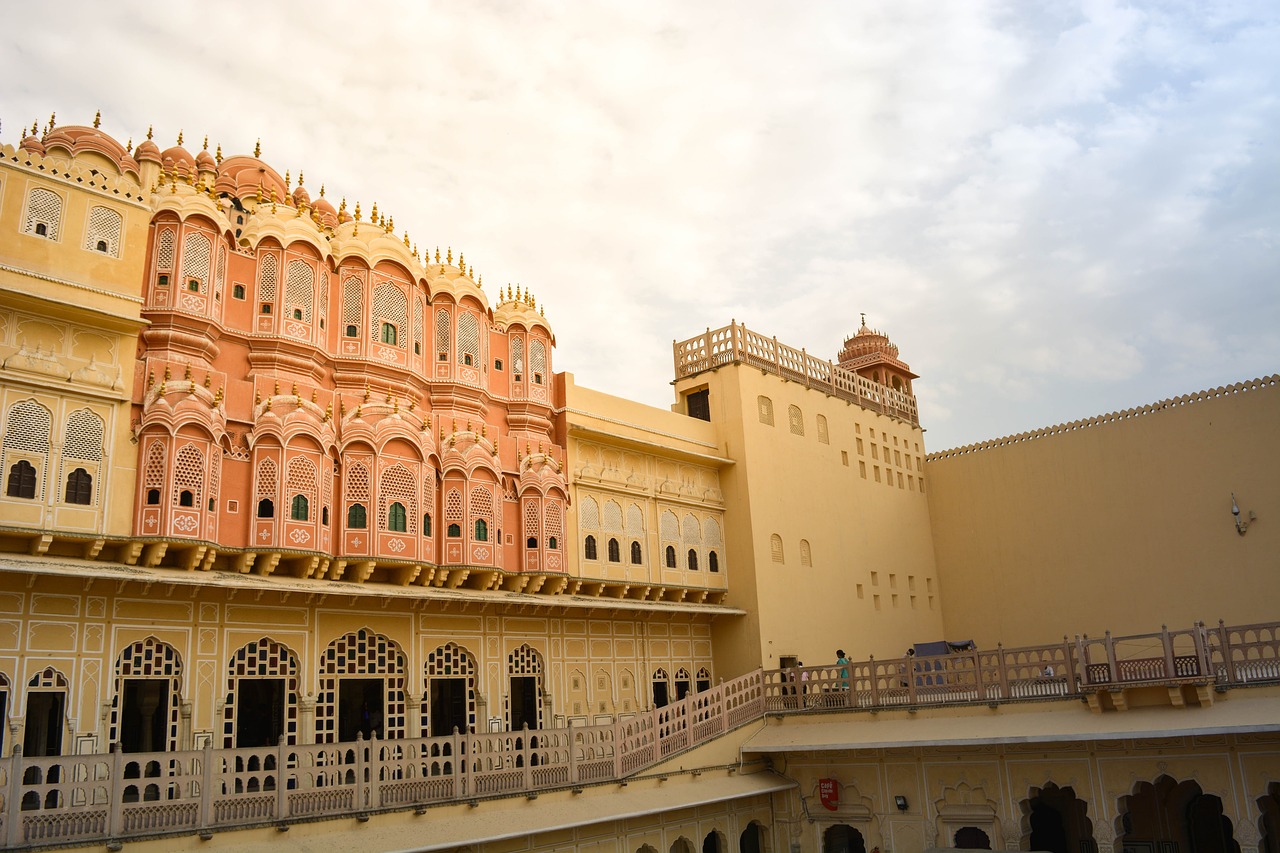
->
[674,321,920,427]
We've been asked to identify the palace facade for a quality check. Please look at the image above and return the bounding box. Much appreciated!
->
[0,117,1276,853]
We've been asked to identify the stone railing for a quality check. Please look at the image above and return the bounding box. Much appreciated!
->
[763,619,1280,712]
[673,322,920,426]
[0,669,765,849]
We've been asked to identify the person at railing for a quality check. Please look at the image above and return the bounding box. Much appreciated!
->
[836,650,850,691]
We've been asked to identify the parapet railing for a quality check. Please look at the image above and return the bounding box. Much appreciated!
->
[3,619,1277,848]
[673,322,920,426]
[762,619,1280,712]
[0,669,766,849]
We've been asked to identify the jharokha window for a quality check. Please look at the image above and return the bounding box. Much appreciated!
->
[347,503,367,529]
[7,460,37,499]
[584,535,598,560]
[290,495,309,521]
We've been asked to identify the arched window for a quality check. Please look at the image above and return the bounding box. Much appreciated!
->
[388,501,407,532]
[607,538,620,562]
[233,284,245,299]
[584,535,597,560]
[179,489,194,507]
[257,498,274,518]
[527,536,537,548]
[290,494,309,521]
[447,523,461,537]
[345,324,358,337]
[687,549,699,571]
[380,322,397,345]
[146,488,160,505]
[187,279,201,292]
[665,545,677,568]
[630,541,642,564]
[423,513,432,536]
[321,506,329,525]
[291,307,303,320]
[708,551,720,573]
[757,395,774,426]
[788,404,804,436]
[474,519,488,541]
[548,536,558,549]
[64,468,92,505]
[347,503,367,529]
[770,534,784,563]
[6,460,37,499]
[800,539,812,566]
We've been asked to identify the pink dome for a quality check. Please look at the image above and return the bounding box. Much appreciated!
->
[160,144,195,175]
[195,149,217,170]
[135,138,161,163]
[292,184,311,206]
[214,155,288,203]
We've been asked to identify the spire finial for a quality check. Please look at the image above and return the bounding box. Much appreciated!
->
[284,170,290,190]
[202,135,208,151]
[319,183,325,197]
[353,201,361,221]
[254,138,261,157]
[215,143,222,163]
[298,170,304,186]
[860,312,866,328]
[176,129,183,146]
[47,112,56,133]
[125,137,132,153]
[447,246,453,264]
[93,110,101,129]
[146,124,153,141]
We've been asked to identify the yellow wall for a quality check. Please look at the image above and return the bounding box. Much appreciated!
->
[926,377,1280,647]
[676,364,945,676]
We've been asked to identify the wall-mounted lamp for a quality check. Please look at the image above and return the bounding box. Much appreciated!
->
[895,795,909,812]
[1231,493,1256,536]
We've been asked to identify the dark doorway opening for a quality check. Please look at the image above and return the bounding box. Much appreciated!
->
[338,678,383,741]
[1120,776,1240,853]
[1027,783,1096,853]
[24,692,64,757]
[430,678,469,736]
[1260,782,1280,853]
[824,824,867,853]
[509,675,538,731]
[740,822,764,853]
[675,677,691,700]
[236,679,285,747]
[652,679,669,709]
[955,826,992,849]
[120,679,170,753]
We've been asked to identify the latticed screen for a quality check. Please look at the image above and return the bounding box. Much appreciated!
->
[682,514,701,545]
[287,456,317,507]
[314,629,406,743]
[109,638,182,752]
[345,461,370,504]
[222,638,299,748]
[156,228,176,271]
[172,443,205,506]
[788,405,805,436]
[28,666,67,688]
[660,510,678,541]
[182,231,212,290]
[544,499,563,544]
[511,336,524,376]
[603,500,623,533]
[378,464,416,533]
[342,276,363,328]
[285,261,314,322]
[530,340,546,377]
[257,253,278,303]
[469,485,493,532]
[817,414,830,444]
[523,499,540,542]
[3,400,52,454]
[143,441,166,490]
[85,205,122,255]
[371,283,406,346]
[255,457,278,501]
[24,187,62,239]
[626,504,645,535]
[458,312,479,365]
[703,517,722,547]
[435,309,451,355]
[423,642,477,735]
[758,396,774,425]
[578,495,599,530]
[445,488,463,522]
[414,298,424,354]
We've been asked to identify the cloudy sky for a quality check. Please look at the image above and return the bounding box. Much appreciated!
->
[3,1,1276,450]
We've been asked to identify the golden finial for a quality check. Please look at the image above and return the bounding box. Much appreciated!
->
[393,398,399,414]
[354,405,361,419]
[158,382,166,396]
[255,390,261,405]
[47,112,56,133]
[451,418,457,433]
[469,266,474,279]
[540,305,545,317]
[147,370,155,388]
[387,215,394,233]
[413,243,418,258]
[284,170,290,190]
[215,144,222,163]
[93,110,101,129]
[273,379,279,395]
[478,273,482,286]
[319,184,325,197]
[434,247,440,263]
[176,129,183,146]
[214,386,224,404]
[339,401,346,417]
[363,387,370,403]
[270,188,277,213]
[310,388,317,403]
[298,171,304,186]
[323,404,331,422]
[458,251,465,270]
[183,364,192,380]
[403,231,410,247]
[466,420,472,433]
[265,398,272,411]
[30,121,38,137]
[407,397,415,412]
[339,197,347,214]
[370,201,378,222]
[385,391,393,404]
[353,201,360,220]
[164,365,172,381]
[290,382,297,397]
[447,246,452,265]
[254,138,261,157]
[481,422,487,437]
[146,125,153,141]
[202,372,211,388]
[125,137,132,152]
[201,135,208,151]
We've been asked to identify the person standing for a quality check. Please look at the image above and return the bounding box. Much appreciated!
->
[836,650,850,693]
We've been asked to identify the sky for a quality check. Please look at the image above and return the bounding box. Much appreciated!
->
[2,1,1276,451]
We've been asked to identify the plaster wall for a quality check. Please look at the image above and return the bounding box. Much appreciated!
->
[926,379,1280,647]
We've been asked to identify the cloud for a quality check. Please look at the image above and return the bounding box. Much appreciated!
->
[2,0,1276,449]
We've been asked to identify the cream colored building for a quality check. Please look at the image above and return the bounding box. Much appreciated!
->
[0,118,1276,853]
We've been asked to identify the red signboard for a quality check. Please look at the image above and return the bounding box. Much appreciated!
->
[819,778,839,811]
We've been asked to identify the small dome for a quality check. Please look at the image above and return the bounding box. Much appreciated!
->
[135,138,161,162]
[214,155,287,202]
[19,131,45,156]
[161,144,195,173]
[195,148,217,170]
[292,184,311,206]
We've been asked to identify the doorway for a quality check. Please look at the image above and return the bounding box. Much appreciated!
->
[652,679,669,709]
[824,824,867,853]
[509,675,538,731]
[338,678,383,741]
[120,679,170,753]
[429,678,469,736]
[24,692,64,757]
[235,679,284,748]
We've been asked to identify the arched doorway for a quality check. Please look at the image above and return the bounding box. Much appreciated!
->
[222,638,299,748]
[1119,775,1240,853]
[424,642,477,736]
[315,628,407,742]
[956,826,992,849]
[825,824,867,853]
[740,821,766,853]
[703,829,726,852]
[506,644,544,732]
[671,838,695,853]
[1024,783,1096,853]
[109,637,183,752]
